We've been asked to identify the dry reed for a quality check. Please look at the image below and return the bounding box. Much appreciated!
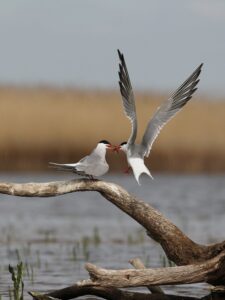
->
[0,87,224,172]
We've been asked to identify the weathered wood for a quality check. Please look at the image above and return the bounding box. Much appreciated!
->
[29,253,225,299]
[129,257,164,294]
[29,286,126,300]
[1,178,225,297]
[82,251,225,287]
[29,289,199,300]
[0,179,224,266]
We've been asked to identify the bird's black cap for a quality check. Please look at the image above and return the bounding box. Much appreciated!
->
[99,140,111,145]
[120,141,127,146]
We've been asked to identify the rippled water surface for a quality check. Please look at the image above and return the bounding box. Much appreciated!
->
[0,173,224,299]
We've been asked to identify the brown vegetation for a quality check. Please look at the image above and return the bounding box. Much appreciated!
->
[0,86,224,172]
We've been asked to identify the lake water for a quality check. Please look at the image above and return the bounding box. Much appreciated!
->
[0,172,224,299]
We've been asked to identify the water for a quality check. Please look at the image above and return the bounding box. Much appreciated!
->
[0,172,224,299]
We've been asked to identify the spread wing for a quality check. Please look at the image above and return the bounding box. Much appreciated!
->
[118,49,137,145]
[141,63,203,157]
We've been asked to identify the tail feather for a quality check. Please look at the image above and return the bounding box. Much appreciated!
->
[128,158,153,185]
[49,162,90,177]
[49,162,76,172]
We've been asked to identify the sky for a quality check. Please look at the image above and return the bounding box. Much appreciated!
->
[0,0,225,96]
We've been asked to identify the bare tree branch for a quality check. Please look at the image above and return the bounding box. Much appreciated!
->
[31,251,225,299]
[129,258,164,294]
[1,178,225,298]
[82,251,225,287]
[1,178,224,266]
[29,288,198,300]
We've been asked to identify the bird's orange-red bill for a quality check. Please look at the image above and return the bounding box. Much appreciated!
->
[106,144,121,153]
[112,145,121,153]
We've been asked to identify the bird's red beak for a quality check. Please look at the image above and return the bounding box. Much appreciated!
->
[106,144,121,153]
[112,145,121,153]
[106,144,114,150]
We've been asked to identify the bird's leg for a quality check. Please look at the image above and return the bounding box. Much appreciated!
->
[87,174,97,180]
[73,170,86,177]
[124,166,131,174]
[75,171,96,180]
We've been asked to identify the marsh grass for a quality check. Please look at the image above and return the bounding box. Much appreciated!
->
[8,262,24,300]
[127,229,146,245]
[0,87,224,172]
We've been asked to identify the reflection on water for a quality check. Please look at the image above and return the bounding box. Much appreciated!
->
[0,172,224,299]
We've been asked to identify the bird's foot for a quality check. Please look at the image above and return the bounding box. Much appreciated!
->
[124,166,131,174]
[73,169,85,176]
[87,175,98,180]
[73,170,96,180]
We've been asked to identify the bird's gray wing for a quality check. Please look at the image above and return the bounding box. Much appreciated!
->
[118,50,137,145]
[78,155,90,163]
[49,162,87,176]
[141,63,203,157]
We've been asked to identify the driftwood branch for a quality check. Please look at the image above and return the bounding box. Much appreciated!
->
[29,288,198,300]
[1,178,225,297]
[82,250,225,287]
[129,258,164,294]
[31,259,165,300]
[1,178,224,266]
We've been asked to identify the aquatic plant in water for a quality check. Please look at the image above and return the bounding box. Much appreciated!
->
[8,262,24,300]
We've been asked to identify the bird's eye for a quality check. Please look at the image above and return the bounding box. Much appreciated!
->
[120,141,127,146]
[99,140,110,145]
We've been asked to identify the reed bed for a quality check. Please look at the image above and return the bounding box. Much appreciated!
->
[0,86,224,172]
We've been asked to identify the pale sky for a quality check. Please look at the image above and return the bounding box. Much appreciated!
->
[0,0,225,96]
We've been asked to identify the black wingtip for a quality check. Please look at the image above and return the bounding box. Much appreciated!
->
[195,79,200,86]
[197,63,203,74]
[117,49,124,63]
[199,63,203,71]
[196,63,203,79]
[192,87,198,94]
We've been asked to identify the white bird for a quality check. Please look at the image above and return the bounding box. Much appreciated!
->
[49,140,113,179]
[117,50,203,184]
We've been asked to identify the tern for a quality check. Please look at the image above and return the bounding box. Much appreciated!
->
[49,140,113,179]
[117,50,203,184]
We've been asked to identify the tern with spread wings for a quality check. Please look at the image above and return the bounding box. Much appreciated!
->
[117,50,203,184]
[49,140,113,179]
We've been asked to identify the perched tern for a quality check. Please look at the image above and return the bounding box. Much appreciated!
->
[49,140,113,179]
[117,50,203,184]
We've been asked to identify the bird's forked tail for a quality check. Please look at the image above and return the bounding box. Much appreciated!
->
[128,158,153,185]
[49,162,76,172]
